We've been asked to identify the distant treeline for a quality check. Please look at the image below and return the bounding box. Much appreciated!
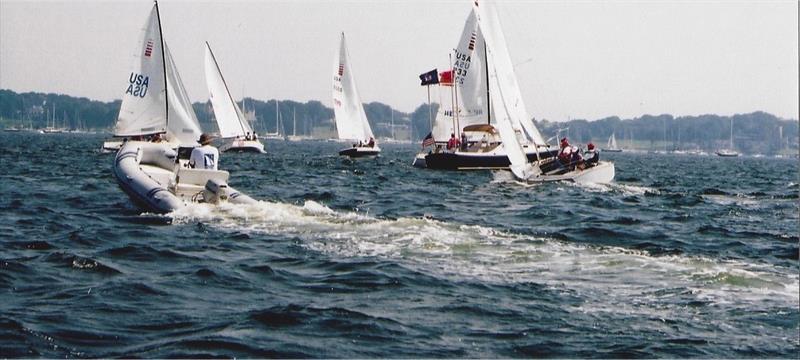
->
[535,113,798,155]
[1,89,797,154]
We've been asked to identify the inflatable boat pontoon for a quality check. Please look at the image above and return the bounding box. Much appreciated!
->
[113,141,256,213]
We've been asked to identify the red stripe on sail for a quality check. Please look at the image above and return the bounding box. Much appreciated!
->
[144,40,154,57]
[468,32,476,51]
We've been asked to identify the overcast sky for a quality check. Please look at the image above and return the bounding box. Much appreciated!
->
[1,0,797,121]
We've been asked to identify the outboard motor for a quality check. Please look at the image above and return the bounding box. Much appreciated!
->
[202,178,231,204]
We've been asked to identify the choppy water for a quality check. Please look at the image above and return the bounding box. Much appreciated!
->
[1,132,798,358]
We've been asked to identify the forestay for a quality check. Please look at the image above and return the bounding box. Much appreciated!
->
[115,4,167,137]
[332,33,374,142]
[204,42,250,139]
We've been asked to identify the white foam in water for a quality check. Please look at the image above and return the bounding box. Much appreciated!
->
[571,181,660,196]
[701,194,762,207]
[168,200,799,312]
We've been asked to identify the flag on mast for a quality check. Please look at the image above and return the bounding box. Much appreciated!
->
[439,70,453,86]
[419,69,439,86]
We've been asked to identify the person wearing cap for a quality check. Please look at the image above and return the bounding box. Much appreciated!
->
[190,133,219,170]
[558,137,583,169]
[584,142,599,165]
[558,137,573,165]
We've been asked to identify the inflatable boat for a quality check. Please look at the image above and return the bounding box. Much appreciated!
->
[113,141,256,213]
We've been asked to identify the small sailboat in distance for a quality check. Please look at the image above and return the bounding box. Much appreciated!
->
[604,132,623,152]
[716,117,739,157]
[204,42,265,153]
[332,32,380,157]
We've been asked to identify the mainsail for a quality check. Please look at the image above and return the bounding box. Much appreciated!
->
[332,32,374,142]
[115,4,167,137]
[431,9,486,142]
[431,2,546,147]
[204,42,252,139]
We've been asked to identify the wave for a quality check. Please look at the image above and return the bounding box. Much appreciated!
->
[166,200,799,313]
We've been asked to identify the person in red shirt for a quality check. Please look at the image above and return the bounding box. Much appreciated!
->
[447,133,460,151]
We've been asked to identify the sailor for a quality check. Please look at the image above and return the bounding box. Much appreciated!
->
[150,133,163,143]
[558,137,572,164]
[245,132,251,141]
[460,131,468,150]
[584,142,599,165]
[367,137,375,147]
[447,133,460,151]
[190,133,219,170]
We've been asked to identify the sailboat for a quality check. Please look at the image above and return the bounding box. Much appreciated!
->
[332,32,380,157]
[286,107,311,141]
[112,2,256,213]
[204,42,265,153]
[262,101,284,140]
[415,3,557,170]
[102,34,203,151]
[604,132,623,152]
[716,117,739,157]
[476,1,614,184]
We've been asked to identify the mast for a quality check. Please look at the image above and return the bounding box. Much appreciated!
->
[449,53,456,137]
[205,41,248,136]
[484,41,491,125]
[154,0,168,131]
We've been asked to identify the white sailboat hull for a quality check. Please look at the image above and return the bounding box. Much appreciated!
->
[219,138,265,153]
[525,161,615,184]
[113,141,256,213]
[716,150,739,157]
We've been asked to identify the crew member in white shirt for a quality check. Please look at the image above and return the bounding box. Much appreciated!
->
[190,133,219,170]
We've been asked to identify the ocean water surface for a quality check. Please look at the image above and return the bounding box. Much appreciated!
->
[1,132,798,357]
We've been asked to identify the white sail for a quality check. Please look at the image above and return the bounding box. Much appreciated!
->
[430,9,486,142]
[487,57,538,180]
[164,43,201,145]
[431,86,456,142]
[608,133,618,149]
[204,42,249,139]
[332,32,373,142]
[474,0,546,146]
[454,9,489,129]
[115,4,167,137]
